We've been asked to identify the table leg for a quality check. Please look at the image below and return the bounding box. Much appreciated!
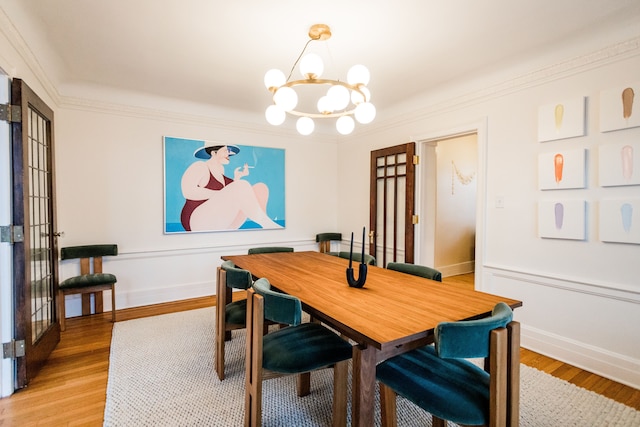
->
[352,344,377,427]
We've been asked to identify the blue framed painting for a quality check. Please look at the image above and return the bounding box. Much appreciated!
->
[163,136,285,233]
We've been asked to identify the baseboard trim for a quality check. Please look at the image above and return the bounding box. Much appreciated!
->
[522,325,640,390]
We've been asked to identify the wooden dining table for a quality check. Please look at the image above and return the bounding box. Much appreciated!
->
[222,251,522,426]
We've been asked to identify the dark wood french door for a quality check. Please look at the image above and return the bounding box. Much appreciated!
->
[369,142,416,268]
[11,78,60,389]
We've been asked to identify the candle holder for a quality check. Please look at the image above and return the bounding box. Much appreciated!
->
[346,227,368,288]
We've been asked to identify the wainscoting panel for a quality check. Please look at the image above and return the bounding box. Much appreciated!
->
[481,265,640,389]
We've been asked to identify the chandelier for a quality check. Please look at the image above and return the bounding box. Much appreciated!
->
[264,24,376,136]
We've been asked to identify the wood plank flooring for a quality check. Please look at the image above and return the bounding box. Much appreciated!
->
[0,277,638,426]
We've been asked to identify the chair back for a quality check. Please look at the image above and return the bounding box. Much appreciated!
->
[329,251,376,266]
[387,262,442,282]
[435,302,513,359]
[315,232,342,253]
[61,244,118,275]
[248,247,294,254]
[252,278,302,326]
[220,260,253,290]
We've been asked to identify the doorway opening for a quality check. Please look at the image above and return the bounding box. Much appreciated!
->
[414,119,487,282]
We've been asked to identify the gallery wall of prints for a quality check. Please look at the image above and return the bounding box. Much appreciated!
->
[537,83,640,245]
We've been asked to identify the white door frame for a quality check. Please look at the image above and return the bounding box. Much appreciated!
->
[410,117,488,284]
[0,72,15,397]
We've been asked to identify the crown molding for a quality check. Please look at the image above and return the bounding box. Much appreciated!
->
[360,35,640,136]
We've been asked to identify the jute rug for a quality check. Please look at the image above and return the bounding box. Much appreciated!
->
[104,307,640,426]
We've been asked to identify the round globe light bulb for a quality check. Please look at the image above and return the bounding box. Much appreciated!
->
[300,53,324,79]
[264,69,286,91]
[336,115,355,135]
[327,85,350,110]
[265,105,286,126]
[317,96,333,114]
[347,64,370,85]
[273,86,298,112]
[296,117,315,135]
[355,102,376,124]
[351,86,370,105]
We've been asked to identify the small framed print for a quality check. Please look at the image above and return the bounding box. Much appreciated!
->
[538,97,586,142]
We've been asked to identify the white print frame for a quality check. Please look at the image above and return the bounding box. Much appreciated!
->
[599,141,640,187]
[538,96,586,142]
[599,199,640,244]
[538,200,586,240]
[600,83,640,132]
[538,148,586,190]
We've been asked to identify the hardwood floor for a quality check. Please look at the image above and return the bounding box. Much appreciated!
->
[0,282,638,426]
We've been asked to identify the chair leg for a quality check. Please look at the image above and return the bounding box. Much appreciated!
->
[215,268,227,381]
[332,360,348,427]
[432,416,446,427]
[379,382,398,427]
[507,322,521,427]
[95,290,104,313]
[58,290,66,332]
[81,293,91,316]
[296,372,311,397]
[245,289,264,427]
[111,284,116,323]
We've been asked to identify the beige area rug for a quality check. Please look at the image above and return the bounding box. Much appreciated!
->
[104,307,640,426]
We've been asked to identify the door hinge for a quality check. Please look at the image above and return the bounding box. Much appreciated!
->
[3,340,25,359]
[0,104,21,123]
[413,155,419,165]
[0,225,24,243]
[412,215,419,224]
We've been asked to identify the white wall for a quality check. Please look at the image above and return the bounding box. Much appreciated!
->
[55,105,340,312]
[337,35,640,388]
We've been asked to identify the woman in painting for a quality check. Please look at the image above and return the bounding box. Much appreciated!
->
[180,142,281,231]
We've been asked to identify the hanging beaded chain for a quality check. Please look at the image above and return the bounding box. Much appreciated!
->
[451,160,476,195]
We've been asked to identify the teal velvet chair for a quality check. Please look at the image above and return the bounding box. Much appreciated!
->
[315,232,342,253]
[58,244,118,332]
[386,261,442,282]
[328,251,376,266]
[245,278,353,427]
[247,246,294,254]
[215,260,253,380]
[376,302,521,427]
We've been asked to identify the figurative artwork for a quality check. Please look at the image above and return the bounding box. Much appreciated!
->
[163,136,285,233]
[600,83,640,132]
[538,148,586,190]
[538,200,586,240]
[599,199,640,244]
[538,97,586,142]
[599,141,640,187]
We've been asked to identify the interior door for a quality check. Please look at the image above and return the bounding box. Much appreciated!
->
[369,142,416,268]
[11,78,60,389]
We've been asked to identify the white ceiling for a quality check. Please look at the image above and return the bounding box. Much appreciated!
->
[4,1,640,122]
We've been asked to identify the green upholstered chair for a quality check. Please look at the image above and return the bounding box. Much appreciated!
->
[376,302,520,427]
[58,244,118,332]
[328,250,376,266]
[247,247,294,254]
[215,260,253,380]
[315,232,342,253]
[245,278,353,427]
[386,261,443,282]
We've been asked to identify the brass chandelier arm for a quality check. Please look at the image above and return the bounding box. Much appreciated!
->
[285,108,357,119]
[269,79,367,118]
[270,78,366,98]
